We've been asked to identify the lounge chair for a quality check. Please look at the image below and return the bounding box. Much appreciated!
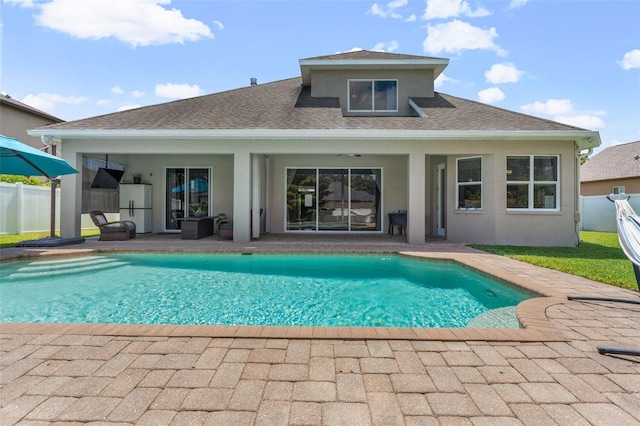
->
[567,195,640,357]
[90,211,137,241]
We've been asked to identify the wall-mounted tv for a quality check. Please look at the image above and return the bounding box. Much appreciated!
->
[90,168,124,189]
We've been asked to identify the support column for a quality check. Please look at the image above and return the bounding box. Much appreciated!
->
[251,154,261,239]
[233,151,251,243]
[60,151,83,237]
[407,152,426,245]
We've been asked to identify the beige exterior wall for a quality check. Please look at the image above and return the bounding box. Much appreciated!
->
[445,140,578,246]
[56,136,580,246]
[309,69,435,116]
[0,105,60,150]
[581,178,640,196]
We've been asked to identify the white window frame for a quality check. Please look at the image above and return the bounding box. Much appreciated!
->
[506,155,560,211]
[456,156,483,211]
[347,79,398,112]
[612,186,626,195]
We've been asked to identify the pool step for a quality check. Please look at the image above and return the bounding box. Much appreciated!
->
[5,256,129,279]
[468,306,521,329]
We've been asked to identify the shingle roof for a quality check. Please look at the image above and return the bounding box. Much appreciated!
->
[581,140,640,182]
[1,94,64,123]
[37,77,586,133]
[301,50,443,61]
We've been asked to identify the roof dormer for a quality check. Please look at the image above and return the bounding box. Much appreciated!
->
[298,50,449,117]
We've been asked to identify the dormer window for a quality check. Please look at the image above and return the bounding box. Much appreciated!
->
[348,79,398,112]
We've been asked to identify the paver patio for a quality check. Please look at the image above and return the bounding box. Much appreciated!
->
[1,234,639,425]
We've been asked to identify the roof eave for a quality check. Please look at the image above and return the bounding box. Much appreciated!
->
[28,128,602,147]
[299,58,449,86]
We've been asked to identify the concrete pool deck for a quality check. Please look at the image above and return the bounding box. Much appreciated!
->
[1,234,639,424]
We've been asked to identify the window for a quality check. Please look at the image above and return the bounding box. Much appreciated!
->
[456,157,482,209]
[612,186,626,195]
[506,155,559,210]
[348,80,398,112]
[286,168,382,232]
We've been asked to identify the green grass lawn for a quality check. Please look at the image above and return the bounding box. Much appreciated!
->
[470,231,637,291]
[0,230,100,249]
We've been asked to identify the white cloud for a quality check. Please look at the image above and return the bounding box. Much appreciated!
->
[368,0,409,20]
[5,0,35,7]
[423,0,490,20]
[521,99,573,115]
[35,0,213,47]
[434,72,458,88]
[521,98,606,130]
[406,14,417,22]
[555,115,605,129]
[423,20,506,56]
[478,87,505,104]
[131,90,145,98]
[155,83,202,99]
[509,0,528,9]
[117,104,141,112]
[372,41,399,52]
[213,20,224,30]
[96,99,109,106]
[111,86,124,95]
[22,92,86,112]
[618,49,640,70]
[485,63,523,84]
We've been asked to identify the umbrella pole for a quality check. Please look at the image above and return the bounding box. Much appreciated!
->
[50,178,57,238]
[49,145,57,238]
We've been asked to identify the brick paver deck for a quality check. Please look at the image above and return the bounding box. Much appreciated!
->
[1,234,639,425]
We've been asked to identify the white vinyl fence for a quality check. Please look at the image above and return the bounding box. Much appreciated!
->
[580,194,640,232]
[0,182,102,235]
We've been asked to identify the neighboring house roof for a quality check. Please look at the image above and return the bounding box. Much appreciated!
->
[301,50,443,61]
[35,77,585,133]
[581,140,640,182]
[0,94,64,123]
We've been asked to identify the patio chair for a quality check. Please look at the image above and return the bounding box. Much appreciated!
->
[217,219,233,240]
[90,211,137,241]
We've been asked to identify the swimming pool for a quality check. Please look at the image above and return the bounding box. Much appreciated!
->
[0,253,535,328]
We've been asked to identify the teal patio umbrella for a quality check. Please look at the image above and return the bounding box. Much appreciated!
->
[0,134,83,246]
[0,134,78,177]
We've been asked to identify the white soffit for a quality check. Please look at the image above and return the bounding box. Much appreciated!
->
[28,128,601,149]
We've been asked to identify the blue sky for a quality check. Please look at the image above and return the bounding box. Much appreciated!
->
[2,0,639,154]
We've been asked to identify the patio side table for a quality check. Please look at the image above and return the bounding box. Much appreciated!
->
[179,216,214,239]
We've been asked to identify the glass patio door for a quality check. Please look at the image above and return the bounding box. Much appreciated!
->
[318,169,349,231]
[165,167,211,230]
[286,168,381,232]
[285,169,316,230]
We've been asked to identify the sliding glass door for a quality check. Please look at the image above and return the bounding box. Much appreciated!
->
[286,168,381,232]
[318,169,349,231]
[165,167,211,230]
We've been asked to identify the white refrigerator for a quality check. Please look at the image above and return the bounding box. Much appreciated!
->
[119,184,152,233]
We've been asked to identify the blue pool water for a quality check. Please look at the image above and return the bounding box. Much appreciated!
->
[0,254,534,328]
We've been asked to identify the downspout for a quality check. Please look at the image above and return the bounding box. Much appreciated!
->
[575,146,593,244]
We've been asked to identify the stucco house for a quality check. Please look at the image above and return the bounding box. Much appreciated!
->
[581,140,640,196]
[29,50,600,246]
[0,94,64,151]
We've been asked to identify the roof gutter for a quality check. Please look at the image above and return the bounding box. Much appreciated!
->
[28,128,601,149]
